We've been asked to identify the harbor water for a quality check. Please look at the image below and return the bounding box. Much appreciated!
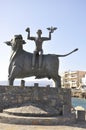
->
[72,97,86,110]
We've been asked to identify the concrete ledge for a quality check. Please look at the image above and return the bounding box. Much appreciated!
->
[0,113,76,125]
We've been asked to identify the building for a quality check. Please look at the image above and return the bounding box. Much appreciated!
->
[82,74,86,85]
[61,70,86,88]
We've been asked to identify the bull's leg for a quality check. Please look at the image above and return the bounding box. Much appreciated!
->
[53,75,61,88]
[8,65,19,86]
[8,77,14,86]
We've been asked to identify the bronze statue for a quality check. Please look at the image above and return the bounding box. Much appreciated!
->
[25,27,57,69]
[4,34,78,87]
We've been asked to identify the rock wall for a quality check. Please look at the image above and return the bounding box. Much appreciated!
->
[0,84,71,115]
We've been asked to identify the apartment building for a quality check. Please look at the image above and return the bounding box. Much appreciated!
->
[61,70,86,88]
[82,74,86,85]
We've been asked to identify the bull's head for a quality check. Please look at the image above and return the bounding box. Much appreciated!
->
[4,34,26,51]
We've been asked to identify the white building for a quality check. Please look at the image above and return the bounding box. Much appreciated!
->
[81,74,86,85]
[61,70,86,88]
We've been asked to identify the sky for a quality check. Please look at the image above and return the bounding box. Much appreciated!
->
[0,0,86,82]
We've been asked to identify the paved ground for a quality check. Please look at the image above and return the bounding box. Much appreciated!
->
[0,122,86,130]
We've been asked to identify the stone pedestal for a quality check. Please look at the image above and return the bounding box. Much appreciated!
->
[0,84,76,125]
[21,80,25,87]
[77,110,85,121]
[0,85,71,116]
[63,105,71,116]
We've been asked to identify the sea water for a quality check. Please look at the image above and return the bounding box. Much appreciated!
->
[72,97,86,110]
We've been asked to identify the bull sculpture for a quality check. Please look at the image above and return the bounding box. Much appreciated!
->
[5,34,78,87]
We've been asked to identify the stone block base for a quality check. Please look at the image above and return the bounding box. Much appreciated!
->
[0,85,76,125]
[0,113,76,125]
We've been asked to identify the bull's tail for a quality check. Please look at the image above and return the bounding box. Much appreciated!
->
[57,48,78,57]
